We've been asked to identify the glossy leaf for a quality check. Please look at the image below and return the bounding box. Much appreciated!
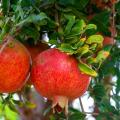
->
[86,24,97,30]
[66,20,86,39]
[8,102,19,114]
[86,35,104,44]
[16,12,48,27]
[59,43,75,54]
[77,45,89,56]
[74,38,86,48]
[78,61,97,77]
[96,50,110,62]
[64,15,75,35]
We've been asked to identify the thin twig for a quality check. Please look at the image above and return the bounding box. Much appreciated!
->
[79,97,84,112]
[83,111,99,116]
[111,2,116,43]
[55,3,59,32]
[79,97,99,116]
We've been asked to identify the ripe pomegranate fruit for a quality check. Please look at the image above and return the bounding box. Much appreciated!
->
[31,48,90,113]
[25,43,49,60]
[103,36,114,46]
[0,36,30,93]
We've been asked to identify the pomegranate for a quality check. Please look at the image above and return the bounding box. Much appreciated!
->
[31,48,90,113]
[0,36,30,93]
[25,43,49,60]
[103,36,114,46]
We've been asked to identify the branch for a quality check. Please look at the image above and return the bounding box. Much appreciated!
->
[79,97,85,112]
[83,111,99,116]
[111,2,117,44]
[54,3,59,32]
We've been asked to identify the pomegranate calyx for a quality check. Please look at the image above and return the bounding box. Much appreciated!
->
[52,96,68,115]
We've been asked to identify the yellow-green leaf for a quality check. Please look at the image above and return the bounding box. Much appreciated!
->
[86,24,97,30]
[78,61,97,77]
[58,43,75,55]
[77,45,89,56]
[86,35,104,44]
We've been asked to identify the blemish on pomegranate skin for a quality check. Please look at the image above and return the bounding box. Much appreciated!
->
[40,57,45,64]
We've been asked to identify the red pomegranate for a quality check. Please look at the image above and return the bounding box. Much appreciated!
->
[0,36,30,93]
[103,36,114,46]
[31,48,90,113]
[25,43,49,60]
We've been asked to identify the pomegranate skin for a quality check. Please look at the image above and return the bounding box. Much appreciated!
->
[31,48,90,100]
[25,43,49,60]
[103,36,114,46]
[0,39,30,93]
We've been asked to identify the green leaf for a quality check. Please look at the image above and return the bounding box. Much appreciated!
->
[86,35,104,44]
[71,19,86,35]
[90,43,98,51]
[103,45,112,51]
[58,43,75,54]
[74,38,86,48]
[12,100,23,107]
[69,112,86,120]
[21,26,40,41]
[16,12,48,27]
[78,61,97,77]
[66,19,86,39]
[0,18,10,42]
[49,115,56,120]
[8,102,19,114]
[4,105,19,120]
[96,50,110,62]
[64,15,75,35]
[87,57,97,64]
[1,0,10,15]
[91,84,106,102]
[90,11,110,35]
[77,45,89,56]
[86,24,97,30]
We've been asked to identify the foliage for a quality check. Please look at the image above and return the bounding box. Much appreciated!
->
[0,0,120,120]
